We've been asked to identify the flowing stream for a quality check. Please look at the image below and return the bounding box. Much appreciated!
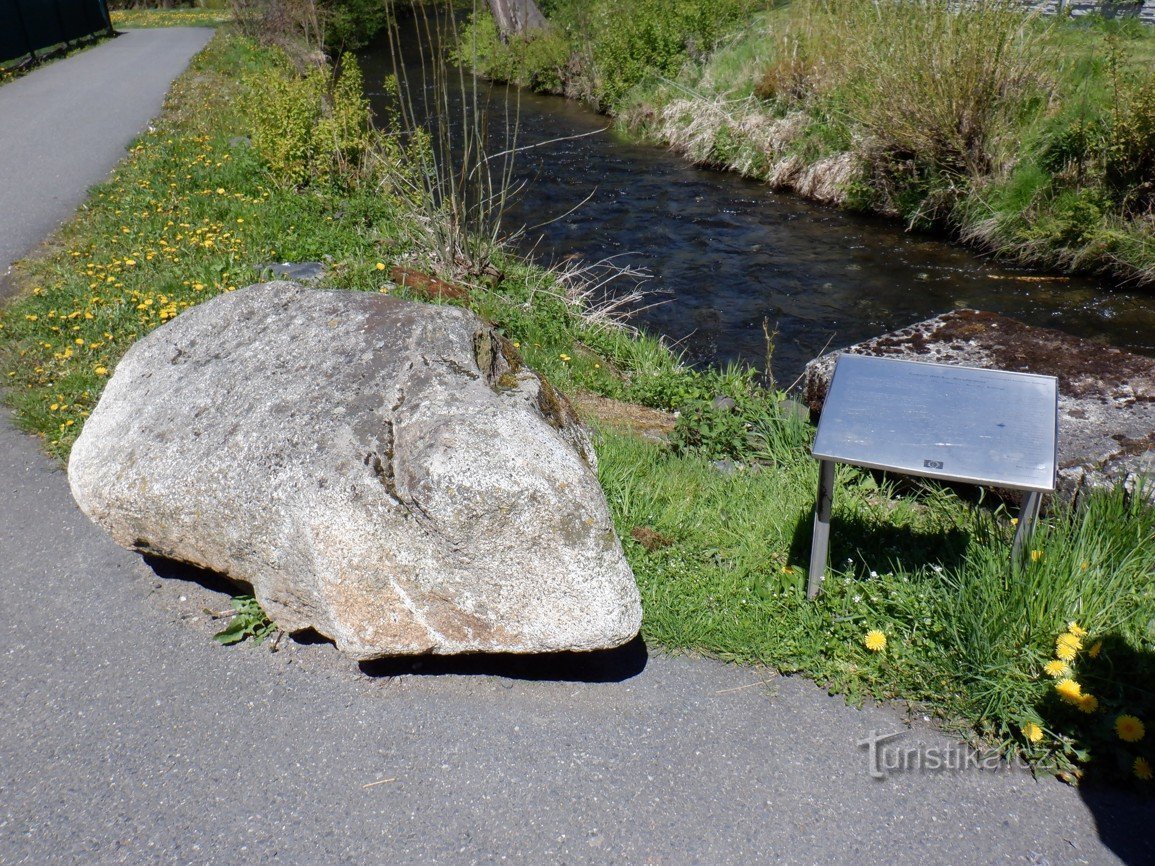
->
[360,24,1155,386]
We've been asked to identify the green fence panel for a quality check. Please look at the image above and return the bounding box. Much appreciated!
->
[0,3,30,61]
[1,0,111,65]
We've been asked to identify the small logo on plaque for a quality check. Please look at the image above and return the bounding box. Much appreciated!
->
[923,459,944,470]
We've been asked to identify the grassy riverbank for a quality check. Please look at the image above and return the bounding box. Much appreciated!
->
[462,0,1155,285]
[1,25,1153,784]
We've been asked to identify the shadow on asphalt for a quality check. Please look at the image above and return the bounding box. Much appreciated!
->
[1065,631,1155,866]
[1079,783,1154,865]
[143,554,252,595]
[358,636,649,684]
[142,555,649,683]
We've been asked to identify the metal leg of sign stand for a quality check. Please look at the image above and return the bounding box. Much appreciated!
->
[1011,489,1043,564]
[808,459,835,599]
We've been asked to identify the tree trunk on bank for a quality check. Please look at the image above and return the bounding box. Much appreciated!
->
[487,0,547,37]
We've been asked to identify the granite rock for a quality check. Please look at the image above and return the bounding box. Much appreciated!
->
[68,282,642,659]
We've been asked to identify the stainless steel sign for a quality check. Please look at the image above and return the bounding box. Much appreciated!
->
[807,354,1058,598]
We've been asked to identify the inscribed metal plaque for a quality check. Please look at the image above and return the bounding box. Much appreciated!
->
[812,354,1057,492]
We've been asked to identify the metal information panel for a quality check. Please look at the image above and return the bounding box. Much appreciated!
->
[808,354,1058,598]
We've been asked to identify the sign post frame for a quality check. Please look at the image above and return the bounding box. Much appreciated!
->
[806,354,1058,599]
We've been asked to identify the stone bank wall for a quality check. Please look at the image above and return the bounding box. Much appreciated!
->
[1020,1,1155,24]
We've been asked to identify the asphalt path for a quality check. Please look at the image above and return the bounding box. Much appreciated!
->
[0,28,1151,866]
[0,27,215,291]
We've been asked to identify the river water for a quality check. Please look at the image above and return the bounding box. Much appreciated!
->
[360,26,1155,385]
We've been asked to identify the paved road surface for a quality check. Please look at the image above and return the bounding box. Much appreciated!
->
[0,28,1151,866]
[0,27,215,290]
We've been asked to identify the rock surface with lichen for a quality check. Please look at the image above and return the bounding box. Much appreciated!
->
[803,309,1155,502]
[68,281,641,659]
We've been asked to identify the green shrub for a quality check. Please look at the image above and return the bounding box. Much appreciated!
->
[455,10,571,93]
[246,53,385,190]
[459,0,758,111]
[320,0,387,51]
[229,0,384,54]
[589,0,755,109]
[1025,187,1109,247]
[1105,68,1155,216]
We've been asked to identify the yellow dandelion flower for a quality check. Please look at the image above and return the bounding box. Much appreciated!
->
[1055,679,1083,705]
[1135,757,1153,781]
[1022,722,1044,743]
[375,262,386,270]
[864,630,887,652]
[1088,641,1102,659]
[1067,622,1088,638]
[1030,549,1043,562]
[1077,694,1098,714]
[1043,659,1070,679]
[1056,632,1082,661]
[559,354,571,362]
[94,366,108,376]
[1116,715,1146,743]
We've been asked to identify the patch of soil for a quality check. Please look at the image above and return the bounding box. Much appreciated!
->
[630,526,674,551]
[390,265,472,304]
[571,391,676,441]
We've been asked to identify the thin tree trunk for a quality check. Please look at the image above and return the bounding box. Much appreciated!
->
[487,0,547,38]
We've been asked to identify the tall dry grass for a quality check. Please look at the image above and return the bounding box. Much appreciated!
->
[742,0,1056,230]
[766,0,1051,179]
[384,0,523,280]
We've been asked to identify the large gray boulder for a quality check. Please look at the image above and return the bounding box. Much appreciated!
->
[68,282,642,660]
[803,309,1155,503]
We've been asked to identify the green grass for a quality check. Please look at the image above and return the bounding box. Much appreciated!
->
[598,427,1155,782]
[1,24,1153,785]
[0,35,402,458]
[111,7,233,28]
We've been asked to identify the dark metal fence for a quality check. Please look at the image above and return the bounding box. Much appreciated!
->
[1,0,113,65]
